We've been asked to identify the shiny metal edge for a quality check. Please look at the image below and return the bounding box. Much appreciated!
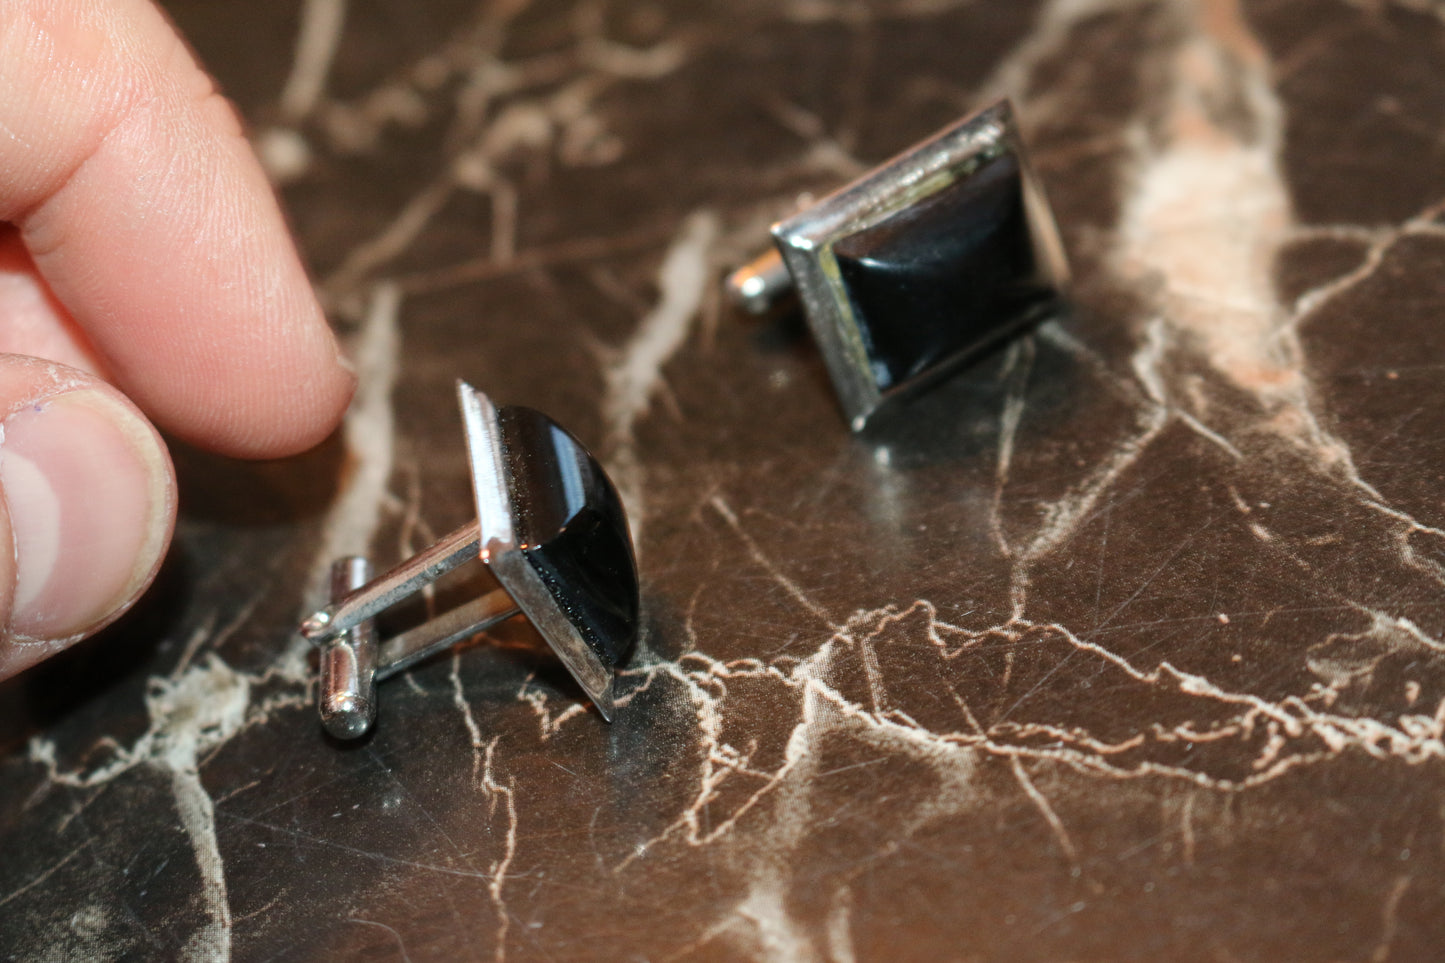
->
[457,380,515,558]
[375,587,521,682]
[1005,119,1071,292]
[319,556,379,739]
[300,520,481,644]
[490,549,616,722]
[774,100,1016,244]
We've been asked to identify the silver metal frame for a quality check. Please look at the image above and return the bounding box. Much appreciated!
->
[771,99,1070,430]
[458,382,617,720]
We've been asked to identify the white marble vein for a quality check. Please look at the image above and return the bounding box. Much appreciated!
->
[305,281,404,610]
[601,211,720,543]
[257,0,348,182]
[479,736,519,963]
[29,657,250,962]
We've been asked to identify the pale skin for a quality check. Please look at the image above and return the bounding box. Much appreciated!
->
[0,0,356,678]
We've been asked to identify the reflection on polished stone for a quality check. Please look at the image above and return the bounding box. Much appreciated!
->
[833,151,1054,392]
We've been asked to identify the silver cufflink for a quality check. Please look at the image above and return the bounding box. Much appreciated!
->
[300,382,640,739]
[726,99,1069,431]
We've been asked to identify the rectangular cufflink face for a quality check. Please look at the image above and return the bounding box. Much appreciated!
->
[457,381,637,720]
[772,100,1069,430]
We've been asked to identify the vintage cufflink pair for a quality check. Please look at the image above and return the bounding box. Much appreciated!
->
[300,100,1065,738]
[727,98,1068,430]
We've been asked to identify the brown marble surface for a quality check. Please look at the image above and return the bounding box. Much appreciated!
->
[5,0,1445,959]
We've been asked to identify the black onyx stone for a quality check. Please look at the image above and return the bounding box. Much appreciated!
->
[832,150,1055,392]
[497,406,640,668]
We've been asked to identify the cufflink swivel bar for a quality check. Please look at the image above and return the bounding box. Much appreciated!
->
[306,526,523,739]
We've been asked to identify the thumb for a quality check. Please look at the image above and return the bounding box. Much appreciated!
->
[0,356,175,680]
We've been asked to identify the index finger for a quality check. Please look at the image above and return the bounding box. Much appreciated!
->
[0,0,354,458]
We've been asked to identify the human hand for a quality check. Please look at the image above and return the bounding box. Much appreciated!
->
[0,0,356,677]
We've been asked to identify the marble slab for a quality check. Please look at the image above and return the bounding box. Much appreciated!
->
[4,0,1445,960]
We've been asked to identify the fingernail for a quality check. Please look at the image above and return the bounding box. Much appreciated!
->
[1,389,174,642]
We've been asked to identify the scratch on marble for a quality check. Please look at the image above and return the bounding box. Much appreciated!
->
[1011,402,1169,615]
[0,840,91,912]
[611,9,1445,951]
[708,496,837,631]
[1000,315,1169,616]
[1107,0,1444,563]
[621,551,1445,957]
[1280,198,1445,517]
[217,810,492,879]
[15,0,1445,954]
[346,918,414,963]
[633,595,1445,876]
[615,655,812,868]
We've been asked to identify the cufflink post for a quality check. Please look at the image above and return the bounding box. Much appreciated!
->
[317,557,380,739]
[725,247,793,316]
